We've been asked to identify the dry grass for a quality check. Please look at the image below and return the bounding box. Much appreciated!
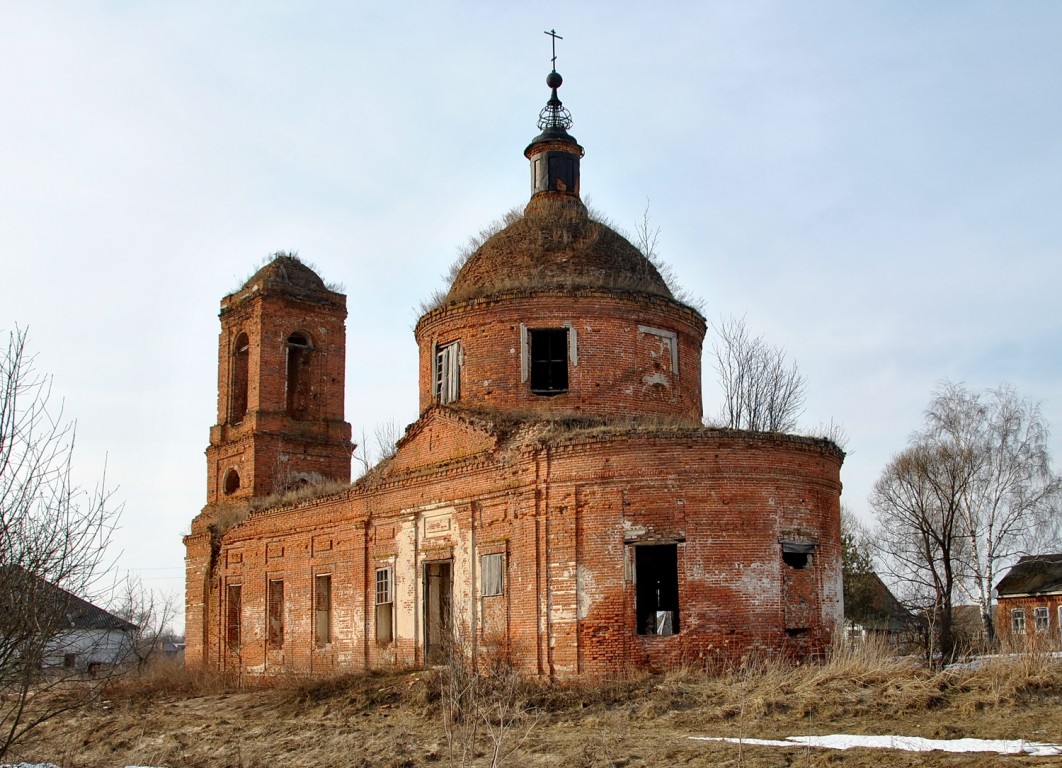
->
[13,645,1062,767]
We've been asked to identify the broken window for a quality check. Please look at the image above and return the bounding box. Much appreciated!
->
[529,328,569,395]
[635,544,680,636]
[1034,606,1049,633]
[223,468,240,496]
[1012,608,1026,635]
[226,584,242,652]
[375,567,394,645]
[781,541,815,569]
[434,341,461,405]
[481,553,504,597]
[315,574,332,647]
[230,333,249,423]
[267,578,284,649]
[285,332,313,419]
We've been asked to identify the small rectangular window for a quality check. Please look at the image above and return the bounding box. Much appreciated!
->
[481,553,504,597]
[1034,606,1049,633]
[1012,608,1026,635]
[435,341,461,405]
[226,584,242,652]
[267,579,284,649]
[529,328,569,395]
[375,567,394,645]
[635,544,679,636]
[315,574,332,647]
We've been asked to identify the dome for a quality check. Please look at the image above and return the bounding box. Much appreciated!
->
[242,255,327,293]
[445,195,674,304]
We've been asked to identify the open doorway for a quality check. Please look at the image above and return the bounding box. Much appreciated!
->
[424,561,452,664]
[635,544,680,635]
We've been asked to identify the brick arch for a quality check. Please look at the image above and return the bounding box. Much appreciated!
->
[285,330,314,419]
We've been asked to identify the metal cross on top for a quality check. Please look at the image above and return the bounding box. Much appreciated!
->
[544,28,563,69]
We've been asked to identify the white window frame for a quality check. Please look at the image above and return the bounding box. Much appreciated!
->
[375,566,394,645]
[481,553,504,597]
[1034,606,1049,633]
[1012,607,1026,635]
[434,341,461,405]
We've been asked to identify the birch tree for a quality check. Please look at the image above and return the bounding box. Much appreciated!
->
[924,383,1059,640]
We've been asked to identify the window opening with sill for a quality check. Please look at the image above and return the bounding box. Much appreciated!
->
[375,567,394,645]
[226,584,242,652]
[223,469,240,496]
[285,332,313,419]
[267,579,284,649]
[315,574,332,646]
[435,341,461,405]
[481,553,504,597]
[230,333,249,423]
[635,544,679,636]
[530,328,569,395]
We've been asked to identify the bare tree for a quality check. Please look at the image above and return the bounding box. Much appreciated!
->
[113,575,179,671]
[0,327,119,758]
[353,419,402,477]
[711,315,806,432]
[923,383,1059,641]
[873,438,969,663]
[872,382,1060,660]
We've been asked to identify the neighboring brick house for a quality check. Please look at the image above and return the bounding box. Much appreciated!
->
[996,554,1062,645]
[184,67,845,676]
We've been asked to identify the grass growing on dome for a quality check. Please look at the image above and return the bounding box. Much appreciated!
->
[417,207,524,314]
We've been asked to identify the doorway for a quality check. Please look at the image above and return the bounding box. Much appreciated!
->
[424,560,452,664]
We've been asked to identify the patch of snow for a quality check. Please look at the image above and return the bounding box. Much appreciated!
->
[691,734,1062,756]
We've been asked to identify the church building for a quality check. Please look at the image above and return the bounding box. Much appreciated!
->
[184,65,845,676]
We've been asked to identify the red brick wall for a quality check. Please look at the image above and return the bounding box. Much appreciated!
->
[414,291,705,422]
[206,286,352,504]
[188,422,843,675]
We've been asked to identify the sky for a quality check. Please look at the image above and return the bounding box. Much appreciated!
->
[2,1,1061,632]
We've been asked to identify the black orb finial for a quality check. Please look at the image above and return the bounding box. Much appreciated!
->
[537,29,573,132]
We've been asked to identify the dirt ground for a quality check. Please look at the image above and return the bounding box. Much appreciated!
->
[10,654,1062,768]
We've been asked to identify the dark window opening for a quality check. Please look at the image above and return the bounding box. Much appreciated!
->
[315,574,332,646]
[782,542,815,570]
[635,544,679,636]
[267,578,284,649]
[230,333,249,423]
[375,567,394,645]
[226,584,242,652]
[530,328,568,395]
[223,469,241,496]
[785,628,809,638]
[285,332,313,419]
[63,653,76,669]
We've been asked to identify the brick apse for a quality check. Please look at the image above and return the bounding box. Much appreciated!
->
[184,67,845,676]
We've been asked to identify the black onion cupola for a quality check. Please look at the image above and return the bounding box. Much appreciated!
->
[525,68,584,198]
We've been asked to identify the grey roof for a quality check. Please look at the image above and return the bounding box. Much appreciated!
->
[995,554,1062,597]
[2,565,138,632]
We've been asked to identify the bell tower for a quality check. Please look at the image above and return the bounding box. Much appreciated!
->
[205,254,353,504]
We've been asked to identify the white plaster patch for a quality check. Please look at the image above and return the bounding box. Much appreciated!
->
[577,564,597,620]
[735,561,773,602]
[642,372,670,387]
